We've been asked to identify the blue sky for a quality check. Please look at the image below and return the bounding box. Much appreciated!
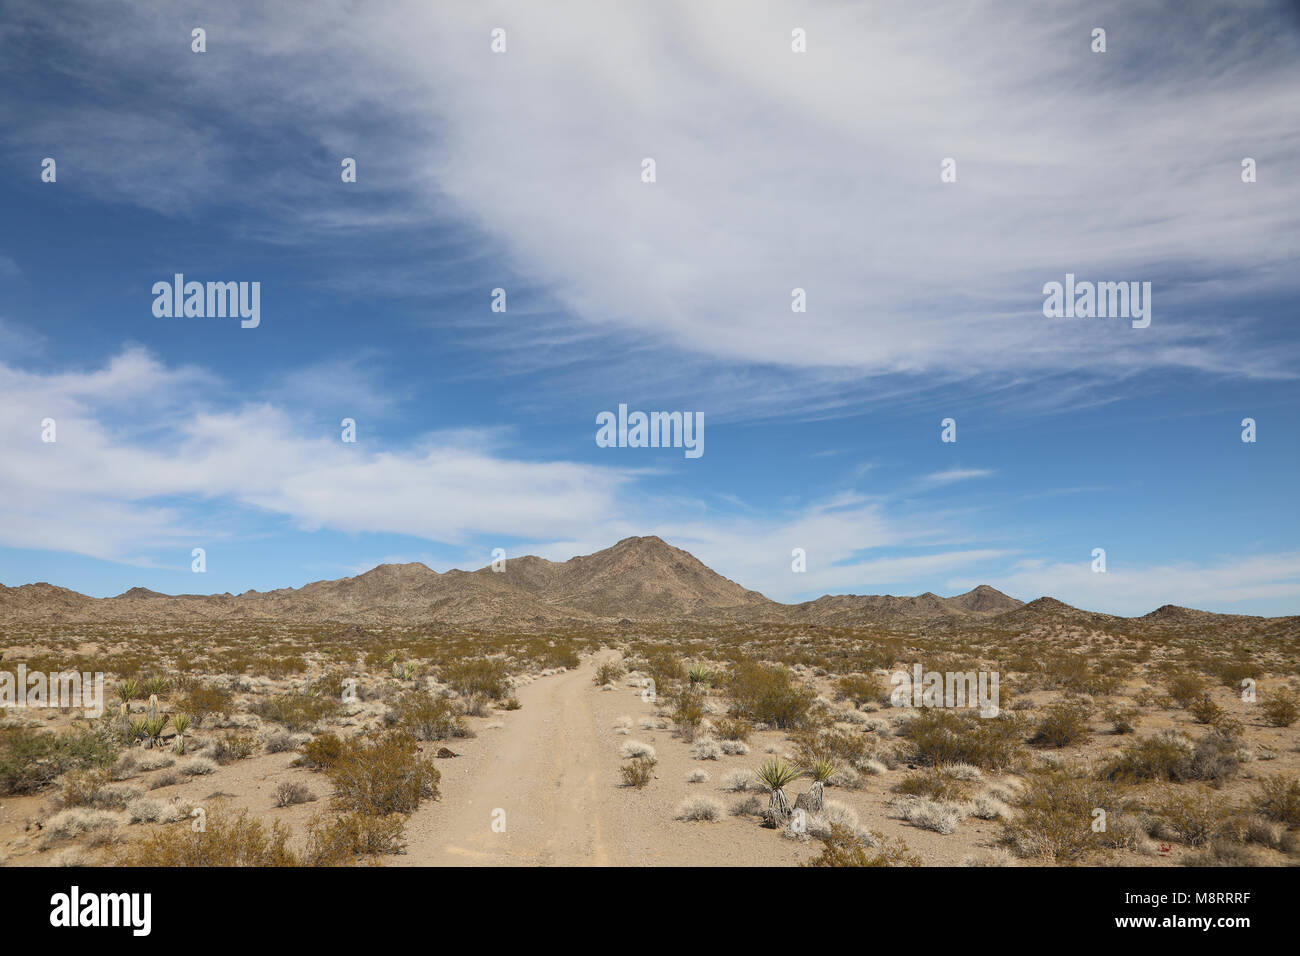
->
[1,0,1297,615]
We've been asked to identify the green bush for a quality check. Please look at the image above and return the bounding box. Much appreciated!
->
[0,725,117,795]
[726,660,815,729]
[327,733,439,815]
[391,689,468,741]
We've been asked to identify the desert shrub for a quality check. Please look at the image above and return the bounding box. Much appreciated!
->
[274,782,317,807]
[1103,704,1138,734]
[299,732,345,770]
[594,661,625,686]
[895,767,972,802]
[175,684,233,726]
[116,807,298,866]
[1216,661,1256,690]
[57,768,116,808]
[687,769,709,783]
[1103,731,1195,783]
[1262,692,1299,728]
[1189,695,1224,725]
[726,660,816,729]
[833,674,882,707]
[304,811,406,863]
[1255,774,1300,827]
[1166,673,1208,708]
[210,732,258,765]
[326,733,439,816]
[620,756,656,789]
[1031,698,1093,747]
[0,725,117,795]
[501,697,521,711]
[671,693,706,740]
[897,709,1026,771]
[1182,839,1262,867]
[1188,732,1241,787]
[252,693,341,731]
[619,740,656,760]
[391,689,468,741]
[179,757,216,776]
[803,824,920,867]
[721,739,750,755]
[643,652,686,696]
[441,659,511,700]
[792,727,870,769]
[675,795,724,821]
[712,717,752,742]
[263,731,299,754]
[1002,768,1124,863]
[542,645,581,670]
[1158,789,1228,847]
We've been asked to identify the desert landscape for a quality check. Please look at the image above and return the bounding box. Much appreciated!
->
[2,536,1296,868]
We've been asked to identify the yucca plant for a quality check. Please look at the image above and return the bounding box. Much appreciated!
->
[688,664,714,687]
[129,718,149,743]
[756,758,802,826]
[797,757,837,815]
[117,679,140,704]
[144,714,168,748]
[172,712,191,753]
[143,675,167,697]
[146,693,160,721]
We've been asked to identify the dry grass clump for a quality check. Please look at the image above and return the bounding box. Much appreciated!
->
[179,757,217,777]
[675,795,724,821]
[274,781,318,807]
[894,797,963,834]
[326,733,439,815]
[691,738,722,760]
[40,808,123,849]
[712,718,752,742]
[687,769,710,783]
[125,795,190,824]
[721,769,753,792]
[620,740,656,760]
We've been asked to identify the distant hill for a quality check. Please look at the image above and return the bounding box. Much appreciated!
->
[0,535,1292,631]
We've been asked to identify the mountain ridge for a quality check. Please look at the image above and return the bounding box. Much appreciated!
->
[0,535,1291,628]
